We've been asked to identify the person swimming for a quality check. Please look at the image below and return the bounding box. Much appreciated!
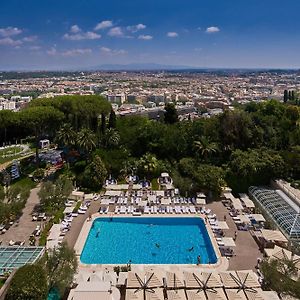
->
[96,229,100,238]
[188,246,194,252]
[155,243,160,248]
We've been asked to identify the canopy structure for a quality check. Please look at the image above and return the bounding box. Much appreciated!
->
[221,237,236,247]
[105,190,122,197]
[205,288,227,300]
[217,221,229,230]
[251,214,266,223]
[196,198,206,205]
[185,290,206,300]
[249,186,300,240]
[126,272,163,289]
[165,272,185,289]
[161,197,172,205]
[0,246,44,275]
[225,289,247,300]
[238,215,251,224]
[260,229,288,243]
[166,289,186,300]
[106,184,129,190]
[231,198,244,211]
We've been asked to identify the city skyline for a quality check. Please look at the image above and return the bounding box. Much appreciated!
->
[1,0,300,70]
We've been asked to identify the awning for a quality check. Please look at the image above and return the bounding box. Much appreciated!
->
[261,229,288,243]
[241,198,255,208]
[84,193,94,200]
[224,192,235,201]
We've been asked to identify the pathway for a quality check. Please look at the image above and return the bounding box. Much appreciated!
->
[206,201,262,271]
[1,186,42,245]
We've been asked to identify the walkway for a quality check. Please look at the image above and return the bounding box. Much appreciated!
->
[206,201,262,271]
[64,201,100,249]
[1,186,42,245]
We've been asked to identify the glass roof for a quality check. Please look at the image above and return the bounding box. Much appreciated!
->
[249,186,300,240]
[0,246,44,275]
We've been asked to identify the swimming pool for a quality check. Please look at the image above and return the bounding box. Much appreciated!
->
[80,217,217,265]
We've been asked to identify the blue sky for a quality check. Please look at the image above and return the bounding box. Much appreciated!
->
[0,0,300,70]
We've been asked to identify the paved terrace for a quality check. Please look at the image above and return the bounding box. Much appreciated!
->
[64,200,262,272]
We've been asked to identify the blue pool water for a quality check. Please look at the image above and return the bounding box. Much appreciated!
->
[80,217,217,265]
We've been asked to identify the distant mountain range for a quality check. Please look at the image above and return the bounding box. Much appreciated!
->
[89,63,198,71]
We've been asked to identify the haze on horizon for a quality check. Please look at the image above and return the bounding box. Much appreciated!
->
[0,0,300,71]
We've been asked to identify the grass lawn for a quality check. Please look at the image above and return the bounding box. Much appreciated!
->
[11,177,37,190]
[151,178,159,190]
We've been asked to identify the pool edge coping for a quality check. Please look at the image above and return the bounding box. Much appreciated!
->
[74,213,227,271]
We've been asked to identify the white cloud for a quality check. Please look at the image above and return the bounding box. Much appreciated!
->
[47,47,57,56]
[63,31,101,41]
[94,20,113,30]
[127,23,146,32]
[206,26,220,33]
[29,46,41,51]
[0,38,22,46]
[100,47,127,55]
[23,35,38,42]
[108,27,124,37]
[138,34,153,40]
[0,27,22,37]
[47,47,92,56]
[70,25,81,33]
[167,32,178,38]
[62,48,92,56]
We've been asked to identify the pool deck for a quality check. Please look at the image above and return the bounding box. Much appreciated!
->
[74,213,229,273]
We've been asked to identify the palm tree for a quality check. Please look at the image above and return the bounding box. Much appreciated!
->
[103,128,120,148]
[55,124,76,148]
[76,128,96,161]
[139,153,158,177]
[193,137,218,160]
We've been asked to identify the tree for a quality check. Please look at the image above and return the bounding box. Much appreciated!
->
[138,153,159,178]
[38,177,73,214]
[102,128,120,148]
[284,90,289,103]
[76,128,96,161]
[227,148,285,192]
[6,264,48,300]
[261,258,300,298]
[41,242,77,297]
[101,112,106,134]
[108,109,117,129]
[193,137,218,160]
[55,123,76,148]
[81,155,108,190]
[164,103,178,124]
[19,106,64,166]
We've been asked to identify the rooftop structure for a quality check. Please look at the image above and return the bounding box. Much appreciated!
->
[0,246,44,275]
[249,186,300,241]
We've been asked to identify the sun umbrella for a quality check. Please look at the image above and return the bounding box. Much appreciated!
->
[185,289,206,300]
[165,272,185,289]
[166,289,187,300]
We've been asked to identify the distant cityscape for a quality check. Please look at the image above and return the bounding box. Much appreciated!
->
[1,69,299,119]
